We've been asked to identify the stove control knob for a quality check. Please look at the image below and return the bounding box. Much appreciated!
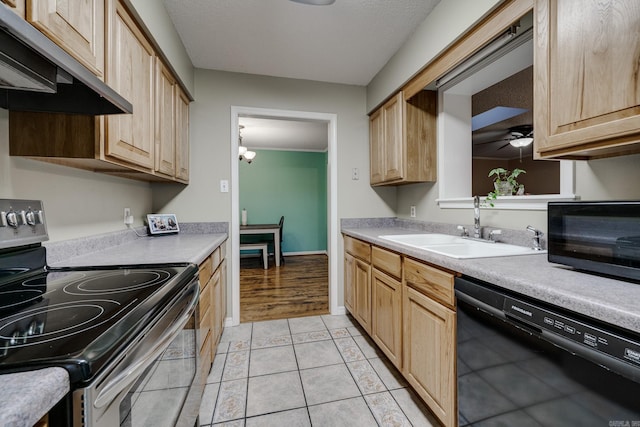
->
[6,211,18,228]
[25,210,36,226]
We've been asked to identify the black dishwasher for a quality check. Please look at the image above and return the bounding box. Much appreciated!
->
[455,276,640,426]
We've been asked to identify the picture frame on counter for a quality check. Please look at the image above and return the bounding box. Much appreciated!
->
[147,213,179,235]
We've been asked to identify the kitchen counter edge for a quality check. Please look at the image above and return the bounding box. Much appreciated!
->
[0,367,69,426]
[342,226,640,336]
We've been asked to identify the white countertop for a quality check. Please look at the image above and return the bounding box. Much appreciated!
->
[342,225,640,335]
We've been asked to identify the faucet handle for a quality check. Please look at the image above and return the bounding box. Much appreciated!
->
[526,225,544,237]
[526,225,544,250]
[457,225,468,237]
[489,229,502,242]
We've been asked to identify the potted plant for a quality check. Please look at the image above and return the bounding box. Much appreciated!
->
[485,167,526,207]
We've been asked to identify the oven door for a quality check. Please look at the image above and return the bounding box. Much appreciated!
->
[73,278,202,427]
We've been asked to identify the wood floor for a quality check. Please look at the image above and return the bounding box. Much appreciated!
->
[240,254,329,323]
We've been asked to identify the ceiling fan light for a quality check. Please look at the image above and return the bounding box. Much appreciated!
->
[510,137,533,148]
[244,150,257,161]
[238,145,247,156]
[290,0,336,5]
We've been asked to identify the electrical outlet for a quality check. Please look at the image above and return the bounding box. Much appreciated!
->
[410,205,416,218]
[123,208,130,224]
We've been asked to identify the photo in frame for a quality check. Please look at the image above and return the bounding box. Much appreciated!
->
[147,213,180,235]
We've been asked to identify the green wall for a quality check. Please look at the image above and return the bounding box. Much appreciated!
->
[239,149,328,253]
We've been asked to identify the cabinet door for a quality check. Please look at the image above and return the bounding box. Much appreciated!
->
[210,267,222,350]
[383,92,404,182]
[403,286,456,427]
[353,257,371,334]
[105,0,154,169]
[372,269,402,368]
[27,0,104,77]
[175,86,190,182]
[155,59,176,177]
[535,0,640,159]
[2,0,25,18]
[369,107,384,184]
[344,253,356,315]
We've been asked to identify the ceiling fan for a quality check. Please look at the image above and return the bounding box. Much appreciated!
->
[474,125,533,160]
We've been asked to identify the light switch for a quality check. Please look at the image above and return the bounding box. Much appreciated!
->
[352,168,359,180]
[220,180,229,193]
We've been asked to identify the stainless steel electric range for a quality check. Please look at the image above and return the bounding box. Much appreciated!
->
[0,199,202,427]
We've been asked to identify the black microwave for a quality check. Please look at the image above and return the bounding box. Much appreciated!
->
[548,201,640,282]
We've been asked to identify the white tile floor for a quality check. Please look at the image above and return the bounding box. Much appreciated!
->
[199,314,439,426]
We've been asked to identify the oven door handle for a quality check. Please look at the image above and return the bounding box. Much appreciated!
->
[93,283,199,408]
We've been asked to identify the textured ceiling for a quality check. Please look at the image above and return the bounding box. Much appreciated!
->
[239,117,328,151]
[163,0,441,86]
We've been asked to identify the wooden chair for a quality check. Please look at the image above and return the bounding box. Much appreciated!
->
[239,242,269,269]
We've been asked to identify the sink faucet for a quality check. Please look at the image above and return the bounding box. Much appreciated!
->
[526,225,544,251]
[473,195,481,239]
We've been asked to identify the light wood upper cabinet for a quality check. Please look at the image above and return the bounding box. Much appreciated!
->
[8,0,190,184]
[1,0,25,18]
[369,90,437,185]
[369,107,384,184]
[155,59,176,177]
[534,0,640,159]
[27,0,104,78]
[175,85,190,182]
[104,0,154,169]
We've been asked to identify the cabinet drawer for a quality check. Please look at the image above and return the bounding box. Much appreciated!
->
[403,258,454,308]
[372,246,402,280]
[344,236,371,262]
[199,256,213,285]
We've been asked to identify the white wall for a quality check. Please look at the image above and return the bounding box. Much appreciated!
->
[0,110,153,242]
[366,0,502,112]
[152,69,396,221]
[151,69,397,313]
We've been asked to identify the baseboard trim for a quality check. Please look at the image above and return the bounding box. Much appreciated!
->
[332,306,346,315]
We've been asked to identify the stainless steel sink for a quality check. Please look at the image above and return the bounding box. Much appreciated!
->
[378,233,545,259]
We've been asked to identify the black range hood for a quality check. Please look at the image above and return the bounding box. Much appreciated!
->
[0,6,132,115]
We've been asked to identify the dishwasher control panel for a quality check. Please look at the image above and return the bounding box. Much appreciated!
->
[504,296,640,369]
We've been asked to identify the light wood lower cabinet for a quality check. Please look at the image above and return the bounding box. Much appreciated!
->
[371,245,403,369]
[198,241,227,371]
[343,236,372,334]
[404,285,456,427]
[372,269,402,368]
[343,235,457,427]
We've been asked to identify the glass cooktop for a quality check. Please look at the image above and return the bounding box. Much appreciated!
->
[0,260,198,383]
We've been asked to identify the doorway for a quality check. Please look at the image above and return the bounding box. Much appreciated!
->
[230,106,338,325]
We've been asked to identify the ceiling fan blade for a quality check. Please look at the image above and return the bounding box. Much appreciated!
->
[497,142,512,150]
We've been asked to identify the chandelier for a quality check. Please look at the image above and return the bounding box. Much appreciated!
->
[238,125,256,163]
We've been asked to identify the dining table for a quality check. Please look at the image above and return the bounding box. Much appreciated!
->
[240,223,281,267]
